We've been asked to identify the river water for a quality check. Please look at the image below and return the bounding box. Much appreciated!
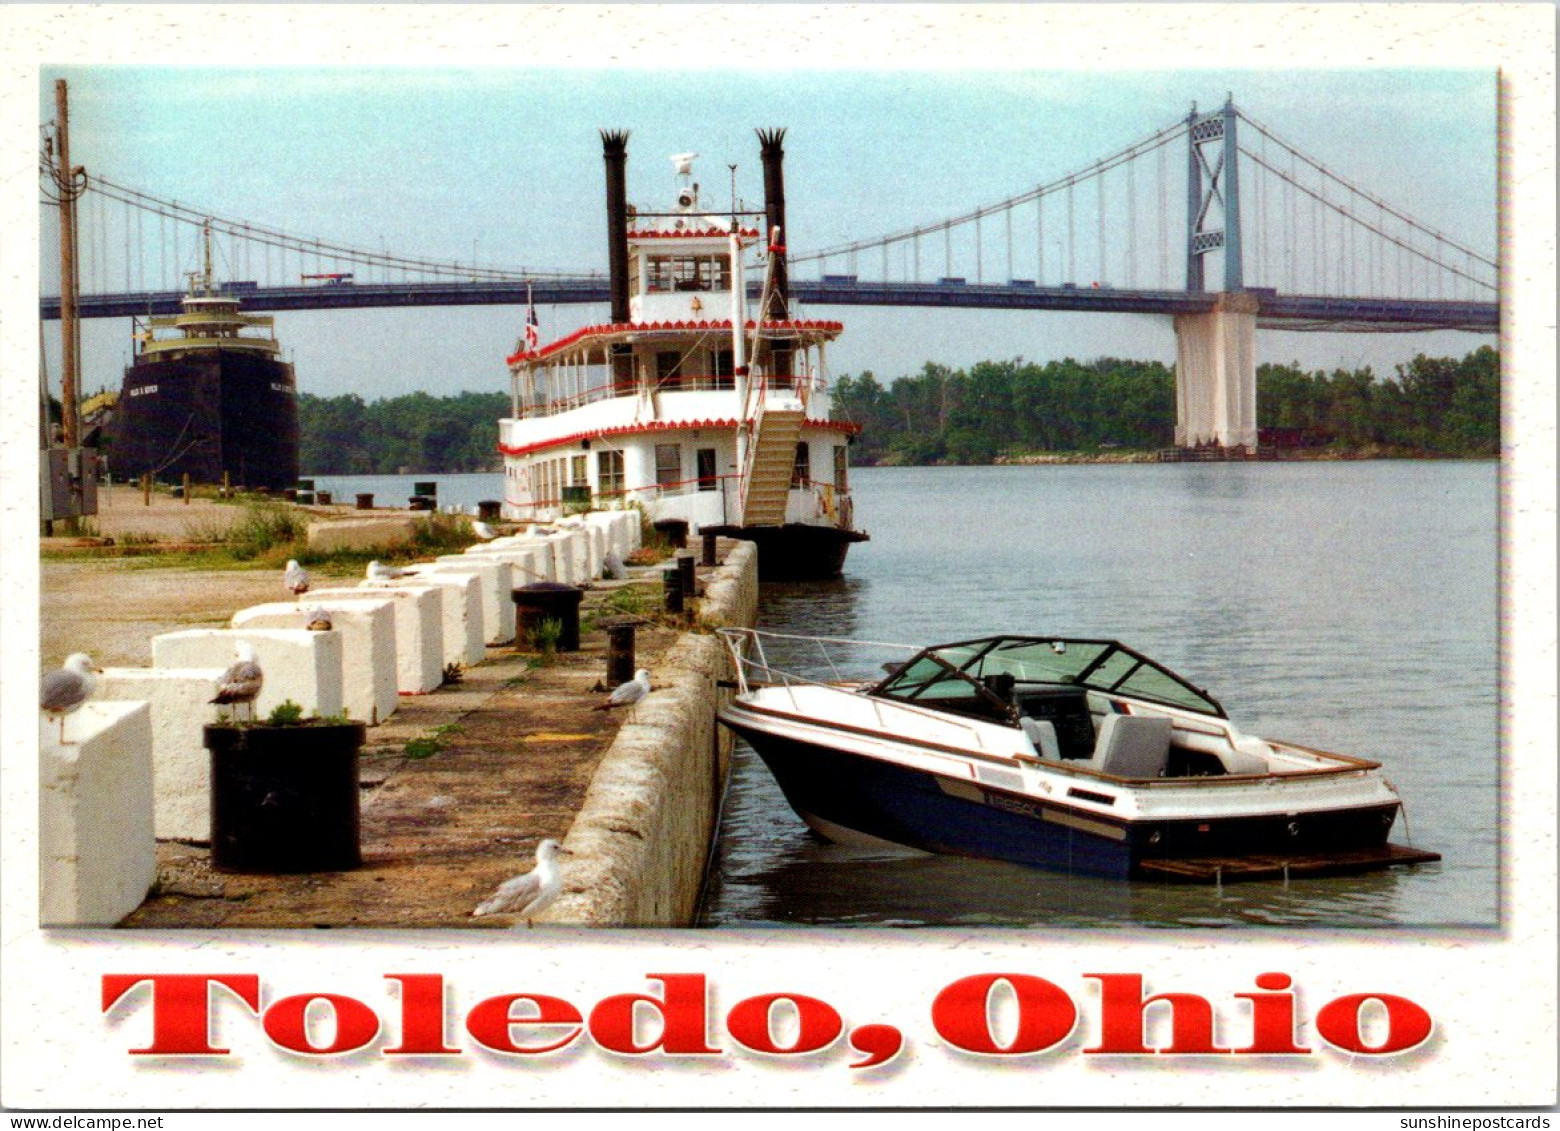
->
[308,463,1499,929]
[696,461,1500,930]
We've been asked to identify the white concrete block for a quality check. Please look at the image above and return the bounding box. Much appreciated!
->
[232,601,398,726]
[585,510,640,560]
[305,515,422,553]
[152,629,344,720]
[581,523,606,578]
[432,556,516,643]
[545,529,589,586]
[362,573,483,668]
[95,667,226,843]
[310,586,443,694]
[40,700,157,926]
[465,543,552,586]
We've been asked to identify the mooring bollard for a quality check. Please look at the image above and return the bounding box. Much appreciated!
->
[662,567,684,615]
[654,518,689,549]
[702,531,718,567]
[677,553,696,602]
[513,582,584,652]
[605,620,636,688]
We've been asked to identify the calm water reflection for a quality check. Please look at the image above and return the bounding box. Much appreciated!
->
[697,461,1499,929]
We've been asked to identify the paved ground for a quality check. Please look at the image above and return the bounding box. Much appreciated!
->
[123,603,682,929]
[39,488,701,928]
[40,484,417,669]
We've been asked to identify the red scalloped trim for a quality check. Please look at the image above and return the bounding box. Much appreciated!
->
[496,416,860,459]
[506,318,845,366]
[631,227,761,239]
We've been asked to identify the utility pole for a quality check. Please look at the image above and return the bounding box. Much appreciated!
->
[54,78,82,449]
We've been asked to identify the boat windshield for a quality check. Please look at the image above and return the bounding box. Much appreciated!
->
[871,636,1225,718]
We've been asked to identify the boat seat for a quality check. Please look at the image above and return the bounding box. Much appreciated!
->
[1019,717,1061,760]
[1220,734,1271,775]
[1091,713,1174,779]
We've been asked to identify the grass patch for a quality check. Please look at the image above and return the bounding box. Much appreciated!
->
[603,584,652,617]
[405,723,462,760]
[227,504,311,561]
[525,616,565,657]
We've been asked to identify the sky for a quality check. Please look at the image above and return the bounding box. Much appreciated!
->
[27,19,1503,405]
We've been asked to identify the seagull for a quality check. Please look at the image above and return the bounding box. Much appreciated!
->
[472,520,498,541]
[595,668,651,711]
[602,548,627,579]
[284,559,310,599]
[41,653,102,744]
[366,559,406,582]
[472,839,571,927]
[305,607,333,632]
[210,640,264,721]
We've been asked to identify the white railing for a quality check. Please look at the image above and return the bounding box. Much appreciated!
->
[717,628,997,754]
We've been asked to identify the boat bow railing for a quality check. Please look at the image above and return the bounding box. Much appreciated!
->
[719,627,916,693]
[717,628,1001,754]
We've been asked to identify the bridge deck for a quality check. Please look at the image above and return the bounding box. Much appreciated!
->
[42,279,1497,332]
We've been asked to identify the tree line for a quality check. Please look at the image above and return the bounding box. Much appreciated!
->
[289,347,1497,473]
[297,390,510,474]
[830,347,1499,464]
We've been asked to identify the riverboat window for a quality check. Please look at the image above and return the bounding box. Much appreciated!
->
[570,455,588,485]
[656,351,684,390]
[646,253,732,294]
[712,349,735,382]
[791,441,810,487]
[597,450,625,502]
[655,444,682,490]
[696,448,717,491]
[833,445,848,491]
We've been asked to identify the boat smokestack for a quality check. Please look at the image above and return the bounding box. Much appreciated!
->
[757,128,791,376]
[601,130,631,325]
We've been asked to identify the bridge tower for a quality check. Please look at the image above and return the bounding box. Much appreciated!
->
[1174,97,1257,451]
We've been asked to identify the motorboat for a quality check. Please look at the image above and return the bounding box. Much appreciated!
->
[716,629,1440,882]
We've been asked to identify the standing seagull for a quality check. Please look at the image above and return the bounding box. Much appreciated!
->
[471,520,499,541]
[366,559,406,582]
[595,668,651,711]
[472,839,571,927]
[210,640,264,721]
[41,653,102,744]
[284,559,310,601]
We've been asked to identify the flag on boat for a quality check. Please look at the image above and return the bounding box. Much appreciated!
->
[525,286,539,351]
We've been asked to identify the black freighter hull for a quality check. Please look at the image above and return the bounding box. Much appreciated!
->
[110,350,299,492]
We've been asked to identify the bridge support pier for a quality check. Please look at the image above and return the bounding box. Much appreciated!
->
[1173,291,1259,451]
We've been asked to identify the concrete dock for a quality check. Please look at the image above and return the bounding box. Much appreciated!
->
[75,536,758,930]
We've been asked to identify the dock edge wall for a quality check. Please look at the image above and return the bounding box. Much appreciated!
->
[549,539,758,926]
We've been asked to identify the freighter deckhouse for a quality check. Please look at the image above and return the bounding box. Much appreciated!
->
[499,129,868,579]
[110,221,298,491]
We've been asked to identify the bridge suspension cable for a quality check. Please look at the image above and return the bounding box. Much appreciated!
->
[41,160,601,292]
[39,98,1496,319]
[792,116,1188,285]
[1232,109,1497,300]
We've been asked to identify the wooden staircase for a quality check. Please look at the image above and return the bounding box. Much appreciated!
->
[740,407,805,526]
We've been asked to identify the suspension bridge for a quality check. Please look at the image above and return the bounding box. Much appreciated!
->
[41,97,1497,451]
